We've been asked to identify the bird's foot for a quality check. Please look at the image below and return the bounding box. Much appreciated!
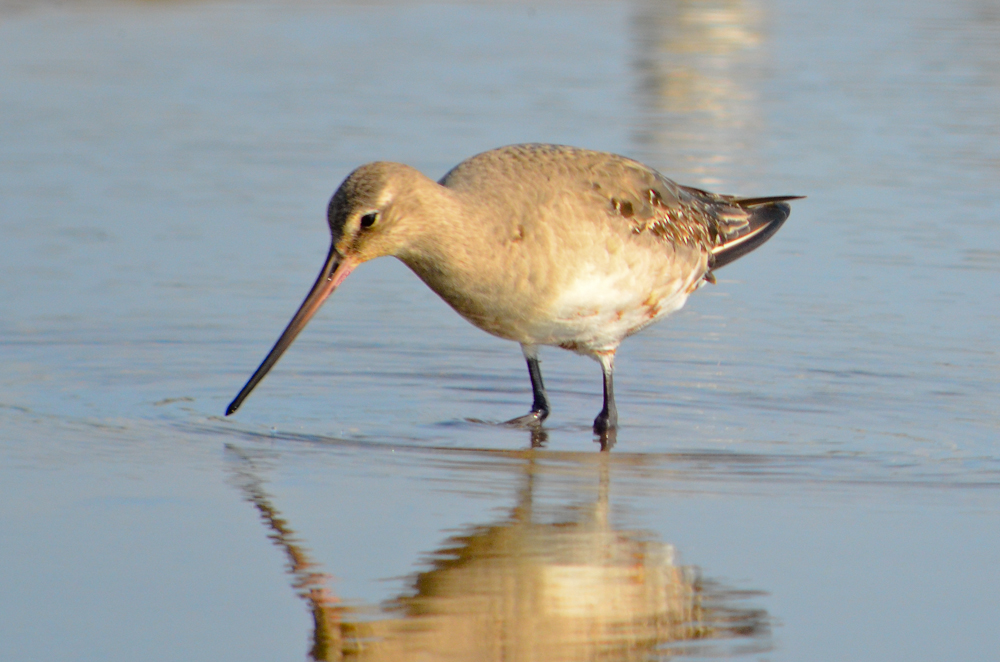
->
[593,411,617,451]
[592,410,617,436]
[503,409,548,428]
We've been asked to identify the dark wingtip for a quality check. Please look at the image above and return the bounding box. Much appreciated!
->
[711,197,799,270]
[732,195,805,207]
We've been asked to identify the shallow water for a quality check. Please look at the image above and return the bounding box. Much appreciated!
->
[2,0,999,659]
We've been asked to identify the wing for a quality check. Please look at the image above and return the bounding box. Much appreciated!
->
[440,145,800,276]
[583,154,800,273]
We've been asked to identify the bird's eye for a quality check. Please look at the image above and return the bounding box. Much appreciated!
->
[360,212,379,229]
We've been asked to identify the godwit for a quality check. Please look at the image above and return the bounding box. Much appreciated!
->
[226,144,800,435]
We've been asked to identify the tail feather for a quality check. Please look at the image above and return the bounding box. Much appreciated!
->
[732,195,805,207]
[710,197,801,270]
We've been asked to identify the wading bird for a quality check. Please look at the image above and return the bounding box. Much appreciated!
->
[226,144,799,436]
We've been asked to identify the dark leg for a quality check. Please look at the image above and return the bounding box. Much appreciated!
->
[504,345,551,428]
[593,352,618,434]
[525,354,551,418]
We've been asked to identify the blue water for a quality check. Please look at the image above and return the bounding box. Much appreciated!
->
[2,0,998,660]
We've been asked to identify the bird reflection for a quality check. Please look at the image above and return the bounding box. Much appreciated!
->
[228,447,769,660]
[631,0,767,185]
[229,456,348,660]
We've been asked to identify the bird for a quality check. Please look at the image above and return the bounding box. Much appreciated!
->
[226,144,800,436]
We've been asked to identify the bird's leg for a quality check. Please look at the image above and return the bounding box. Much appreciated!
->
[593,352,618,434]
[503,345,550,428]
[525,353,551,417]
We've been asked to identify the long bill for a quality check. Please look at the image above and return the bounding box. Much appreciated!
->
[226,245,355,416]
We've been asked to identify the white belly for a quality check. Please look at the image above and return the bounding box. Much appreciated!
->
[525,255,704,354]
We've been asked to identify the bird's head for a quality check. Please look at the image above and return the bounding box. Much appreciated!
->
[225,161,436,416]
[327,161,434,265]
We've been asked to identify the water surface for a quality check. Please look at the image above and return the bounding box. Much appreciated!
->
[1,0,999,660]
